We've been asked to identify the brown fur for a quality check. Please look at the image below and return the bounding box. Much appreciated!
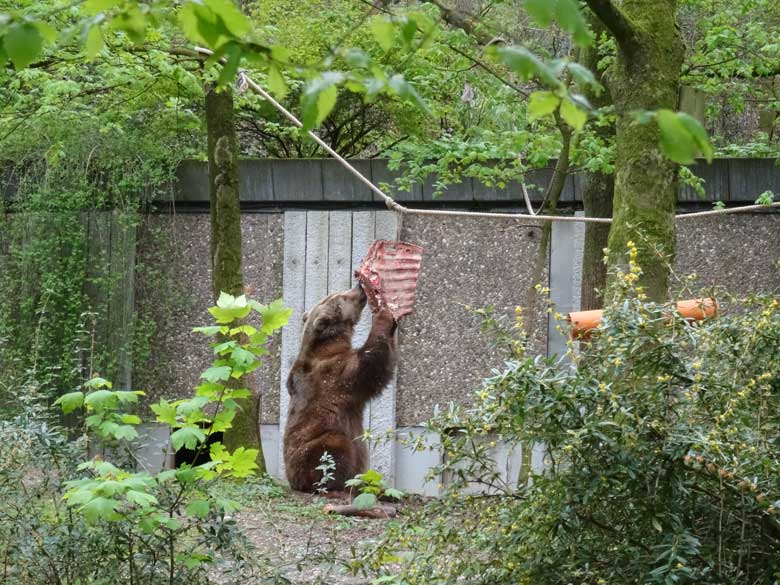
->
[283,285,397,492]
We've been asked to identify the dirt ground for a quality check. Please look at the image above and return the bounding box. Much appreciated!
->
[217,488,406,585]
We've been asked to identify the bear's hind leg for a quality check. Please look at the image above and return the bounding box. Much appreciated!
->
[313,432,362,492]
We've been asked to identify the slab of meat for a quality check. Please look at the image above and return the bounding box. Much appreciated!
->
[355,240,423,320]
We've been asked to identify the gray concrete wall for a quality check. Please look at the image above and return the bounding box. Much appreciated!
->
[132,159,780,493]
[134,214,284,421]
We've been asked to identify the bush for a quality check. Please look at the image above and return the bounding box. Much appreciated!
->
[363,281,780,583]
[0,293,290,584]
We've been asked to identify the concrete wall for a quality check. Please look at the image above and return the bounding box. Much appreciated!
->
[128,158,780,490]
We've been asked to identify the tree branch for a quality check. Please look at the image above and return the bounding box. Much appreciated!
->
[584,0,639,55]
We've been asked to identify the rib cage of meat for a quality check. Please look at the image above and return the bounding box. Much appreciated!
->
[355,240,423,320]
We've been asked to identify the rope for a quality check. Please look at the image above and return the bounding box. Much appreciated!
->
[194,46,780,225]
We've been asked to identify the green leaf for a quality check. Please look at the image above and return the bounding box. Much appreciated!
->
[267,65,288,100]
[560,96,587,131]
[387,74,430,113]
[370,16,395,52]
[54,391,84,414]
[126,490,158,507]
[361,469,383,485]
[211,444,259,477]
[656,109,713,164]
[111,6,147,43]
[527,91,560,120]
[201,365,232,383]
[4,22,44,69]
[193,325,223,337]
[230,346,256,368]
[524,0,555,26]
[108,424,138,441]
[257,298,292,335]
[492,46,558,87]
[211,409,236,433]
[85,376,112,389]
[677,112,714,163]
[82,497,120,522]
[115,390,142,403]
[186,499,210,518]
[352,492,378,510]
[217,42,241,87]
[195,381,224,399]
[204,0,250,37]
[209,293,251,323]
[755,190,774,205]
[343,48,369,68]
[384,488,405,500]
[170,426,207,451]
[316,84,338,125]
[555,0,593,46]
[566,62,599,92]
[85,25,104,59]
[84,389,116,409]
[120,414,142,425]
[151,399,178,426]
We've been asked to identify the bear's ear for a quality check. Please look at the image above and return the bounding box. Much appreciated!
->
[302,311,309,323]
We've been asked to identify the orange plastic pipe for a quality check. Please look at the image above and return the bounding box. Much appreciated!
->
[567,297,718,340]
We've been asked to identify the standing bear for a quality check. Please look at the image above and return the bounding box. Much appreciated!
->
[283,284,397,492]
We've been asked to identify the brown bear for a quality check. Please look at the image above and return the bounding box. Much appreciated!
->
[283,284,397,492]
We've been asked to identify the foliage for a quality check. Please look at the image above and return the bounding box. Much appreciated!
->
[344,469,404,511]
[0,291,291,583]
[361,261,780,584]
[314,451,336,495]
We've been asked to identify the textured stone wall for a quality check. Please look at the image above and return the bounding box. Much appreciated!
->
[134,210,780,428]
[134,213,284,422]
[396,214,548,426]
[676,214,780,295]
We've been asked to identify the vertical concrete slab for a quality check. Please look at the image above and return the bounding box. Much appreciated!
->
[394,427,441,496]
[278,211,307,478]
[327,211,353,292]
[260,424,280,478]
[370,211,399,483]
[350,211,376,431]
[304,211,330,310]
[548,213,584,359]
[134,423,171,474]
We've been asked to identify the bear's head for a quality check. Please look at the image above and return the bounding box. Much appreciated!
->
[300,284,367,348]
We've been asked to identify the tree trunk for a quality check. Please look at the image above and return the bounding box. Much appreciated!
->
[580,172,614,309]
[523,114,573,338]
[205,86,266,473]
[578,15,614,310]
[586,0,685,301]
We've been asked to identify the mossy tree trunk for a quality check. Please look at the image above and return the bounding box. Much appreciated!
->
[578,15,614,310]
[585,0,684,301]
[205,85,266,473]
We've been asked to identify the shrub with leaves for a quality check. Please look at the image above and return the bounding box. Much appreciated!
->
[345,469,404,510]
[39,292,291,583]
[361,277,780,583]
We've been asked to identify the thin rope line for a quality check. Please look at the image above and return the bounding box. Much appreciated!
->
[194,46,780,225]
